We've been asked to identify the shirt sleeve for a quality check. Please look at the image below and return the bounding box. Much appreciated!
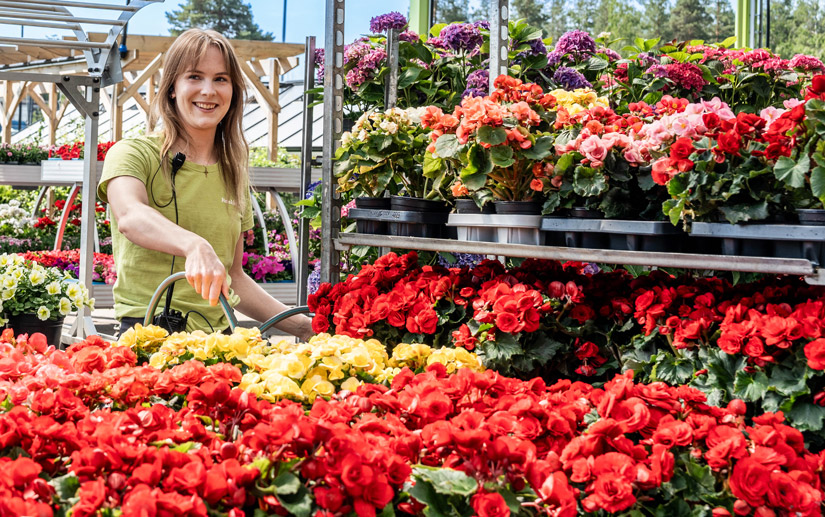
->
[241,192,255,232]
[97,138,158,203]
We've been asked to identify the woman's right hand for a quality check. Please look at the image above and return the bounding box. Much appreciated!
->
[184,240,229,306]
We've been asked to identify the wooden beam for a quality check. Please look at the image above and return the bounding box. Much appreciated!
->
[267,58,279,161]
[78,33,305,60]
[110,82,123,141]
[48,83,58,146]
[0,80,27,144]
[249,58,266,77]
[117,52,162,107]
[239,59,280,112]
[26,83,53,119]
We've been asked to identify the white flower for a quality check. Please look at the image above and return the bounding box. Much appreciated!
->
[29,268,46,286]
[357,129,368,141]
[379,121,398,134]
[1,289,13,301]
[66,283,82,300]
[37,306,50,321]
[59,297,72,316]
[8,199,19,208]
[46,281,61,295]
[341,131,353,146]
[2,275,17,290]
[0,254,11,267]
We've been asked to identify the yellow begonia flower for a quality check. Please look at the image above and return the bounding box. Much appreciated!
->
[340,376,361,392]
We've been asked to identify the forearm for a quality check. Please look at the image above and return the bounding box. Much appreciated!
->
[117,204,208,257]
[231,270,314,341]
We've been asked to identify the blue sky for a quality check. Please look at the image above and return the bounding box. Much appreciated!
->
[12,0,411,45]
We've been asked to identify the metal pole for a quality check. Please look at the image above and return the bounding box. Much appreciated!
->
[488,0,509,93]
[320,0,344,285]
[385,28,399,109]
[297,36,316,304]
[282,0,288,42]
[77,79,100,337]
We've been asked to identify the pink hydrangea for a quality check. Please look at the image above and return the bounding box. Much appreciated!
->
[789,54,825,71]
[665,62,707,90]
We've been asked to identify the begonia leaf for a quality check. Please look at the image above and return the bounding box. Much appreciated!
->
[434,134,459,159]
[477,126,507,146]
[733,370,769,402]
[520,135,554,160]
[786,401,825,432]
[774,155,809,189]
[413,466,477,496]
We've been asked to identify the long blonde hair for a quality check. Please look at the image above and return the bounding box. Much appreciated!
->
[149,28,248,212]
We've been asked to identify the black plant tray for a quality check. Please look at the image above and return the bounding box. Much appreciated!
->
[690,222,825,265]
[349,208,453,238]
[541,217,685,252]
[348,208,450,224]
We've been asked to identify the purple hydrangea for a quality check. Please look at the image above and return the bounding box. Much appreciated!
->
[427,36,448,49]
[344,41,371,65]
[345,47,387,88]
[437,253,484,268]
[313,48,325,84]
[646,64,669,78]
[461,87,487,99]
[440,22,483,53]
[546,50,564,67]
[307,261,322,295]
[473,20,490,30]
[369,11,408,33]
[555,30,596,58]
[466,68,489,90]
[596,47,620,61]
[637,52,660,67]
[552,66,592,90]
[399,29,420,43]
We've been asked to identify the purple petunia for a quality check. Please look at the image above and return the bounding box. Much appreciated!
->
[552,66,592,90]
[437,253,484,268]
[440,23,483,53]
[369,11,408,33]
[555,30,596,58]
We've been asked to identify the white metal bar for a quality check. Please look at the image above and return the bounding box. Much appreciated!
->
[0,18,82,31]
[488,0,509,91]
[0,10,126,25]
[76,82,100,338]
[335,234,819,277]
[0,36,109,50]
[0,0,147,12]
[297,35,316,305]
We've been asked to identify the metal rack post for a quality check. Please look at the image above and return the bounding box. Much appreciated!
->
[297,36,316,304]
[384,28,399,109]
[488,0,509,92]
[320,0,344,285]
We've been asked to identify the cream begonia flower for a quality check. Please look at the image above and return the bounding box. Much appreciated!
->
[37,306,50,321]
[340,376,361,392]
[45,281,61,296]
[58,297,72,316]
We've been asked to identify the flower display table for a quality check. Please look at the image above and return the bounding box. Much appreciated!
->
[447,213,542,245]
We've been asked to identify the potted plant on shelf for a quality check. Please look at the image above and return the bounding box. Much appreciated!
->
[0,253,94,346]
[422,75,557,215]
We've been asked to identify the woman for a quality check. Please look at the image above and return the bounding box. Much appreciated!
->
[98,28,313,340]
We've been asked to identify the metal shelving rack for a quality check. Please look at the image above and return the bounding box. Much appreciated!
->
[0,0,164,338]
[320,0,825,286]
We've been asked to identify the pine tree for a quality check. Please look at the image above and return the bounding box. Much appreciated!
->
[639,0,673,41]
[544,0,569,42]
[432,0,470,23]
[591,0,642,44]
[166,0,274,41]
[511,0,551,30]
[668,0,712,42]
[707,0,735,43]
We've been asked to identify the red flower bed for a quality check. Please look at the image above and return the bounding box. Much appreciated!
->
[0,330,822,516]
[309,252,825,438]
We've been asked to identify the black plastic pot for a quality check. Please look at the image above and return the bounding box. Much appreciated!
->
[355,196,391,209]
[454,198,495,214]
[493,200,542,215]
[5,313,64,348]
[797,209,825,225]
[391,196,450,213]
[568,207,603,218]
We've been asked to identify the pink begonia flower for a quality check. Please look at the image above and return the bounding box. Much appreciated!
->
[783,98,804,109]
[579,135,608,167]
[601,132,631,150]
[760,106,786,131]
[623,146,644,165]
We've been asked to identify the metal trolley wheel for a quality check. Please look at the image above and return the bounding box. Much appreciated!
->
[143,272,312,333]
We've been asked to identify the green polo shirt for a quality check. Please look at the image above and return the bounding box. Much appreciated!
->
[97,135,254,332]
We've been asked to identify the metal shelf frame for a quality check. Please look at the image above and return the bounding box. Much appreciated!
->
[0,0,163,339]
[320,0,825,285]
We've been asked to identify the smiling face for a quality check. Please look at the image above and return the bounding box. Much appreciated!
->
[171,45,233,143]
